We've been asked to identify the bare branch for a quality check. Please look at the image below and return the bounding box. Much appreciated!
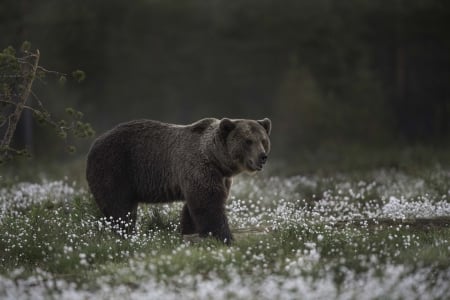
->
[37,66,67,76]
[30,90,46,110]
[0,75,22,78]
[0,99,18,106]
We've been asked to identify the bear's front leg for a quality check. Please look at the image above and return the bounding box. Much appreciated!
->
[185,188,233,245]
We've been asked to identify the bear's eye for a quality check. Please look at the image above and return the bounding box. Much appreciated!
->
[245,139,253,146]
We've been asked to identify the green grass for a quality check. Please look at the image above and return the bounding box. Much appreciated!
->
[0,167,449,299]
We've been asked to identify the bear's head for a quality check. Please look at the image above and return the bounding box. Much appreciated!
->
[219,118,271,173]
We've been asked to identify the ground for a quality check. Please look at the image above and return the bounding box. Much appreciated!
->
[0,166,449,299]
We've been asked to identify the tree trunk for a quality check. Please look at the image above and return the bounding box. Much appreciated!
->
[0,50,40,152]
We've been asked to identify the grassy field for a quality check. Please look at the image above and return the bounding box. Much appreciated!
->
[0,166,449,299]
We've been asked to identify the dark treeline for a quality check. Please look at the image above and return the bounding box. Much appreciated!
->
[1,0,449,161]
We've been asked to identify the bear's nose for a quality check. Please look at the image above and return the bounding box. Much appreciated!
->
[259,153,268,164]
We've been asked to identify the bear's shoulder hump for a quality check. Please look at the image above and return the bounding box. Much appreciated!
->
[189,118,218,133]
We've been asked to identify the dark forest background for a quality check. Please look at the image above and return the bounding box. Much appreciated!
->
[1,0,450,170]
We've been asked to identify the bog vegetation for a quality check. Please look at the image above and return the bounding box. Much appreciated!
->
[0,167,449,299]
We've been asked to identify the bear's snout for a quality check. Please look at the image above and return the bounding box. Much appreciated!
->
[259,153,268,165]
[250,153,268,171]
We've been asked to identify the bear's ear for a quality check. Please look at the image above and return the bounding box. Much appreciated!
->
[219,118,236,138]
[257,118,272,135]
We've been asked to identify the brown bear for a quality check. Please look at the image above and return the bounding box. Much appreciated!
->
[86,117,271,244]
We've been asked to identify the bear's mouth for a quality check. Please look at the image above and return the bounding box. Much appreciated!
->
[246,160,263,171]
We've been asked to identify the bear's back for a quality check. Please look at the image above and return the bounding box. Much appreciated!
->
[88,119,211,201]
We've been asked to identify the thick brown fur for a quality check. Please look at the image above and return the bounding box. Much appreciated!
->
[86,118,271,244]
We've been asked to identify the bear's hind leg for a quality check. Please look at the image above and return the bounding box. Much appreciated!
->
[102,201,138,235]
[180,203,197,235]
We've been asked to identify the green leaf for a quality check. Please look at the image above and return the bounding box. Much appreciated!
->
[59,75,67,86]
[76,111,84,119]
[20,41,31,53]
[65,108,75,115]
[57,129,68,139]
[72,70,86,83]
[2,46,16,56]
[36,69,46,80]
[66,145,76,153]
